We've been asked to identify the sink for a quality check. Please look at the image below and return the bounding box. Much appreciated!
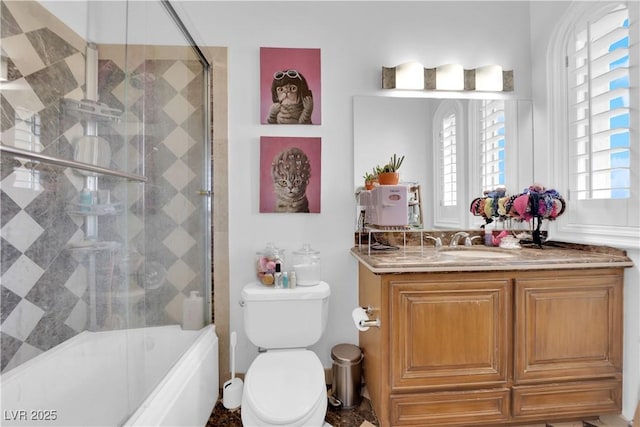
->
[440,248,517,259]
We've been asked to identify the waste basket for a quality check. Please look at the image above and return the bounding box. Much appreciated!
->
[330,343,363,408]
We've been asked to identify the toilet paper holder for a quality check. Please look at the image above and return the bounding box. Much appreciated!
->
[359,305,381,329]
[359,318,381,328]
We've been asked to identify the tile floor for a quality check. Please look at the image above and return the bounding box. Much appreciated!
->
[206,402,631,427]
[206,388,379,427]
[206,387,630,427]
[205,386,640,427]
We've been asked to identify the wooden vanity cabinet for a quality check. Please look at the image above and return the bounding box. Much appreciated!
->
[358,264,624,427]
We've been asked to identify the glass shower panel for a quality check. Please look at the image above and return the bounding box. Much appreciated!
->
[86,0,211,418]
[0,0,141,370]
[113,0,210,329]
[1,0,211,423]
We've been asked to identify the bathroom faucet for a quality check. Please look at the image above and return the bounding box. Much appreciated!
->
[449,231,471,247]
[424,235,442,250]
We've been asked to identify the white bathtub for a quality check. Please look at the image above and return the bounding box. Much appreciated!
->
[1,324,218,426]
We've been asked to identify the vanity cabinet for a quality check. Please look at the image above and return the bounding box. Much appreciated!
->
[358,264,623,426]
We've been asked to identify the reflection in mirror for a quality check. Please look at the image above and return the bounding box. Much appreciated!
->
[353,96,533,229]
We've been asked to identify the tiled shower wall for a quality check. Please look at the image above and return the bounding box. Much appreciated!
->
[0,0,208,372]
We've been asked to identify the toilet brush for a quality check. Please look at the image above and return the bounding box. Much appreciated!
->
[223,331,243,409]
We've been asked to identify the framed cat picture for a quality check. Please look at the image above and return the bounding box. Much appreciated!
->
[260,47,321,125]
[260,136,321,213]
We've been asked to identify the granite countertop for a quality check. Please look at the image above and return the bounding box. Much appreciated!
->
[351,241,634,274]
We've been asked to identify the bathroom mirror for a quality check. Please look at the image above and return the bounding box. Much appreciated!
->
[353,95,534,227]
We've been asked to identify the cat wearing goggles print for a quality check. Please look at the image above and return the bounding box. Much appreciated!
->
[267,69,314,124]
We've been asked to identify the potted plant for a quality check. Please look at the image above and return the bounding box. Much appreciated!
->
[377,154,404,185]
[363,171,376,190]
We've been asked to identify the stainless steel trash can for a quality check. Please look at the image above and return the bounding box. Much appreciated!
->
[330,343,363,408]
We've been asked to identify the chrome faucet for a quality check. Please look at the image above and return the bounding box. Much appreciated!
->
[424,235,442,250]
[449,231,471,247]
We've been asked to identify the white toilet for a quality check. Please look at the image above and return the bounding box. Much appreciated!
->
[241,281,330,426]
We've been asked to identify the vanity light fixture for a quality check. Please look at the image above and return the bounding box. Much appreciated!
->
[383,61,425,90]
[382,62,513,92]
[435,64,464,91]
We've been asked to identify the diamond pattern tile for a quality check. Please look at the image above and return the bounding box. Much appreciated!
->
[64,298,88,332]
[1,254,44,298]
[166,259,196,291]
[2,210,44,252]
[163,158,196,192]
[1,2,23,38]
[0,191,21,231]
[162,192,195,225]
[1,33,45,77]
[164,126,196,158]
[1,167,43,208]
[0,237,21,276]
[163,93,195,127]
[3,340,42,373]
[1,332,23,371]
[162,60,196,92]
[163,227,196,259]
[25,27,79,67]
[2,298,44,341]
[1,286,22,323]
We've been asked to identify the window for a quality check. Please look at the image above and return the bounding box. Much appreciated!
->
[441,113,457,206]
[480,99,506,192]
[433,100,465,228]
[568,5,630,200]
[549,2,638,247]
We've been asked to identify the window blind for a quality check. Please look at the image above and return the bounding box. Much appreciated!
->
[480,99,505,192]
[441,113,457,206]
[568,5,630,200]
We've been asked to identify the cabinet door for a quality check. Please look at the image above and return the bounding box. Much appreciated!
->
[514,271,623,384]
[390,278,511,390]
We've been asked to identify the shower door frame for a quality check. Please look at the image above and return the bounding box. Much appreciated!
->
[161,0,213,322]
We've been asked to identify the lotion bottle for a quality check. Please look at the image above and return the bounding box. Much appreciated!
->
[484,227,494,246]
[274,263,283,289]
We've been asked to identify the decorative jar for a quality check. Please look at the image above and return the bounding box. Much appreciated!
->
[292,244,321,286]
[255,242,284,286]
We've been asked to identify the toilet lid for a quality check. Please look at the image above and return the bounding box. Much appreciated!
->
[245,350,326,425]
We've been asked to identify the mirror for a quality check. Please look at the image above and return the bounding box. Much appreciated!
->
[353,95,533,228]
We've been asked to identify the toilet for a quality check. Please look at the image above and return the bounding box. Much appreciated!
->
[241,281,330,426]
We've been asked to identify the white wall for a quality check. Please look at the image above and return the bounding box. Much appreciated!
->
[170,0,533,371]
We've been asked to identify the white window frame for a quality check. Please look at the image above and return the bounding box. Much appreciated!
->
[548,1,639,249]
[433,99,466,228]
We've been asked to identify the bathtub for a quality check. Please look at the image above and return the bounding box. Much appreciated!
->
[1,324,218,426]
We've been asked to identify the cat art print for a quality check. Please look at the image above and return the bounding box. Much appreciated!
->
[267,70,313,124]
[260,47,321,125]
[271,147,311,212]
[260,136,321,213]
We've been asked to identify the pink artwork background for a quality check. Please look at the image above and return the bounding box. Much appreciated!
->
[260,47,321,125]
[260,136,322,213]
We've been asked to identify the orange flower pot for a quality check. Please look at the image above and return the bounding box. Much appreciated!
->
[377,172,399,185]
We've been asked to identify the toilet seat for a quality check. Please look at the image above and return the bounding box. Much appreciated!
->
[243,350,326,425]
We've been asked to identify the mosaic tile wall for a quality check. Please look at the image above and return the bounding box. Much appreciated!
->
[0,0,208,372]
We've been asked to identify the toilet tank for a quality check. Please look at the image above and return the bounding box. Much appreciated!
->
[241,281,330,349]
